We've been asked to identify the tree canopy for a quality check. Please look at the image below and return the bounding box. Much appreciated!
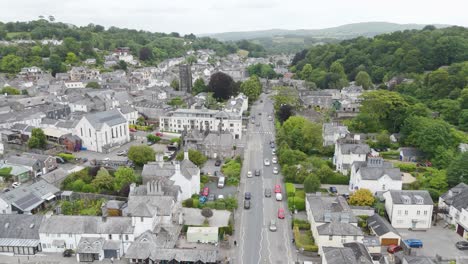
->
[208,72,236,100]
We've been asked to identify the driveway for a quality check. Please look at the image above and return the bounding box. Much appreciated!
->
[202,159,223,176]
[397,223,468,259]
[204,181,237,198]
[321,184,349,194]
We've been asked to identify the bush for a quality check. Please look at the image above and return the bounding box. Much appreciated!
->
[215,200,226,210]
[192,198,199,208]
[184,198,194,208]
[285,183,296,197]
[380,150,400,160]
[296,190,306,199]
[288,197,305,211]
[320,174,350,185]
[58,153,75,161]
[293,219,311,230]
[394,163,418,173]
[293,226,318,252]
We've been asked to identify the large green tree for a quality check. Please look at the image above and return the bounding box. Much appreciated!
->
[447,152,468,187]
[28,128,47,149]
[304,174,321,193]
[114,167,137,190]
[192,78,207,95]
[278,116,322,154]
[355,71,373,89]
[176,149,208,167]
[128,145,156,166]
[0,54,23,74]
[240,75,262,102]
[92,168,114,191]
[208,72,236,100]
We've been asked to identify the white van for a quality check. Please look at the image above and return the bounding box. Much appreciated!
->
[275,193,283,201]
[218,177,225,188]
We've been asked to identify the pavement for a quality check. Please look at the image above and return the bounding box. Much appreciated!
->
[231,93,298,264]
[398,222,468,260]
[0,253,126,264]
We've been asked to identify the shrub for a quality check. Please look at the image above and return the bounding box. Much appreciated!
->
[184,198,194,208]
[215,200,226,210]
[320,174,349,185]
[58,153,75,161]
[285,183,296,197]
[293,219,311,230]
[288,197,305,211]
[394,163,418,173]
[293,226,318,252]
[296,190,306,199]
[192,198,199,208]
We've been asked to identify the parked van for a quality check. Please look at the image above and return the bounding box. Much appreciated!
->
[218,177,225,188]
[275,193,283,201]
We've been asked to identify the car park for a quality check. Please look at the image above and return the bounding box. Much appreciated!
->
[404,239,423,248]
[329,186,338,194]
[247,171,253,178]
[273,167,279,174]
[217,177,225,188]
[274,184,281,193]
[456,241,468,250]
[244,200,251,209]
[269,220,277,232]
[264,159,270,166]
[245,192,251,200]
[387,245,403,254]
[272,157,278,164]
[215,159,222,166]
[278,208,285,219]
[265,188,272,197]
[255,169,261,176]
[207,194,215,201]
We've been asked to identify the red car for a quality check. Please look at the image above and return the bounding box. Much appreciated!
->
[274,184,281,193]
[129,128,137,132]
[201,187,209,197]
[277,208,285,219]
[155,132,163,137]
[387,245,403,254]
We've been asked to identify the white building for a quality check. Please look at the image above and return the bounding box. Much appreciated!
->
[187,227,218,244]
[333,140,370,175]
[74,109,130,153]
[305,194,364,255]
[349,156,402,194]
[383,190,433,229]
[119,106,139,125]
[142,152,200,201]
[438,183,468,237]
[322,123,349,147]
[64,81,85,89]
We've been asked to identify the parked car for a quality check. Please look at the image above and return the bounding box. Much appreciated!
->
[155,132,163,137]
[264,159,270,166]
[387,245,403,254]
[258,112,262,115]
[208,194,215,201]
[404,239,423,248]
[116,150,127,156]
[270,142,275,148]
[274,184,281,193]
[217,177,225,188]
[215,159,222,166]
[272,148,276,155]
[146,141,154,146]
[278,208,285,219]
[199,196,207,204]
[129,128,137,132]
[268,115,273,121]
[255,169,261,176]
[244,200,251,209]
[456,241,468,250]
[276,193,283,201]
[63,249,74,257]
[217,194,224,200]
[256,122,260,127]
[11,182,20,188]
[202,187,209,196]
[269,220,277,232]
[251,119,255,124]
[245,192,251,200]
[247,171,253,178]
[329,186,338,194]
[273,167,279,174]
[272,157,277,164]
[265,188,272,197]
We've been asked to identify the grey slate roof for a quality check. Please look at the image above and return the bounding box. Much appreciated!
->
[388,190,433,205]
[125,226,182,260]
[0,180,60,212]
[6,155,39,167]
[355,162,402,181]
[142,160,199,182]
[76,237,104,254]
[323,244,372,264]
[39,215,134,234]
[84,109,127,130]
[306,194,358,223]
[317,222,363,236]
[125,195,175,217]
[0,214,43,239]
[402,255,437,264]
[440,183,468,206]
[367,214,400,237]
[148,248,218,263]
[449,188,468,211]
[340,143,370,155]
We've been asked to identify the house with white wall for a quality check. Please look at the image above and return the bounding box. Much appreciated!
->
[141,151,200,201]
[322,123,349,147]
[438,183,468,225]
[349,156,402,194]
[305,194,364,255]
[74,109,130,153]
[118,106,138,125]
[333,139,370,175]
[383,190,433,229]
[322,242,373,264]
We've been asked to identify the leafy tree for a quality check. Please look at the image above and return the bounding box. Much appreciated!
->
[459,110,468,131]
[92,168,114,191]
[246,63,278,79]
[300,64,313,81]
[208,72,236,100]
[170,79,179,90]
[28,128,47,149]
[128,145,156,166]
[116,60,127,71]
[374,130,391,149]
[146,134,161,143]
[46,54,66,76]
[277,104,294,124]
[168,97,186,107]
[349,189,375,206]
[139,47,153,61]
[447,152,468,187]
[355,71,373,89]
[1,86,21,95]
[272,86,301,111]
[0,54,23,74]
[278,116,322,154]
[192,78,207,95]
[201,208,214,220]
[304,174,321,193]
[176,149,208,167]
[114,167,137,190]
[240,75,262,102]
[86,82,101,89]
[65,52,78,65]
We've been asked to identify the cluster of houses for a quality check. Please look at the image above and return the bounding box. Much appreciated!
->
[0,149,224,263]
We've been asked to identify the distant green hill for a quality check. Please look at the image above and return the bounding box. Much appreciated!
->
[201,22,452,41]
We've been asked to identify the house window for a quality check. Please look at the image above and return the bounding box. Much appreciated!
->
[397,210,402,216]
[89,129,91,137]
[382,184,386,190]
[120,126,123,137]
[69,234,72,238]
[417,210,421,215]
[125,235,129,241]
[424,211,428,216]
[112,128,115,138]
[329,235,333,241]
[405,210,408,215]
[140,217,144,222]
[341,236,346,243]
[119,234,122,240]
[353,236,357,241]
[108,234,112,239]
[397,220,404,224]
[57,234,61,238]
[80,128,83,136]
[105,132,108,144]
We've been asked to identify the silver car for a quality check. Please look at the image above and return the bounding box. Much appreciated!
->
[269,220,277,232]
[264,159,270,166]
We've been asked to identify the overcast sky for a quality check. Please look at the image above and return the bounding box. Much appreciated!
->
[1,0,467,34]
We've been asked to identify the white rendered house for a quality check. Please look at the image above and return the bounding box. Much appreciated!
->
[383,190,433,229]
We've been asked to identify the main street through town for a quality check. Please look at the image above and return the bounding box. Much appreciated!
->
[234,93,297,264]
